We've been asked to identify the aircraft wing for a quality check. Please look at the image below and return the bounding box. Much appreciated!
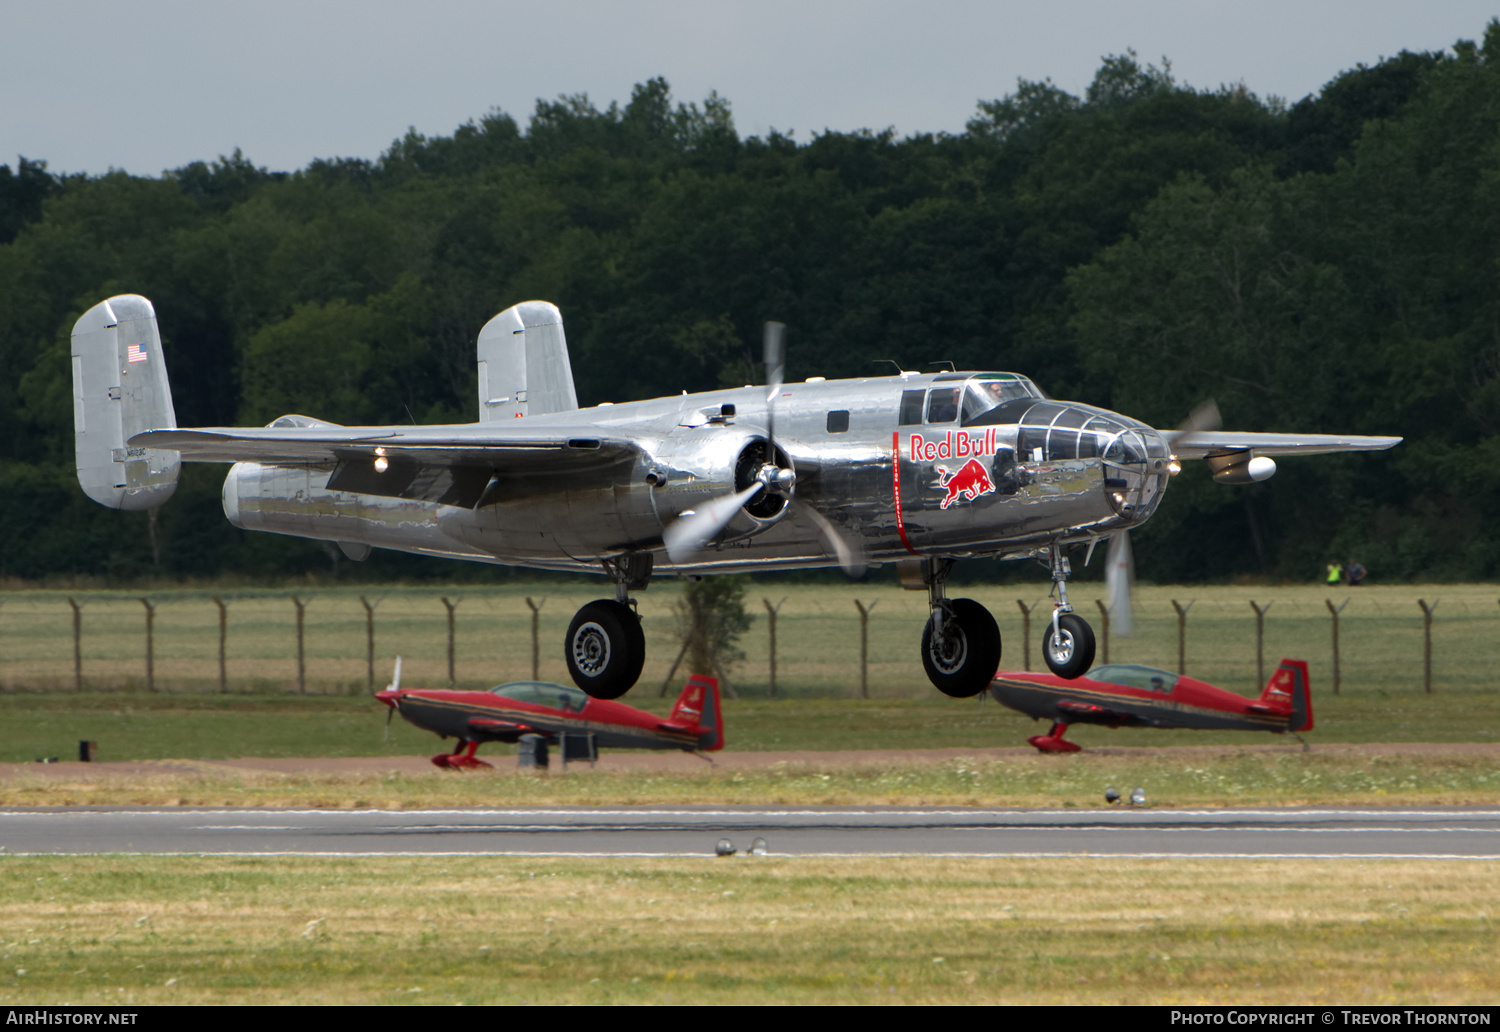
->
[1056,699,1134,723]
[1172,432,1401,458]
[468,717,536,735]
[129,424,645,509]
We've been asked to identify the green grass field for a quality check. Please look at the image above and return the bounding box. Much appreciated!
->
[3,581,1497,1005]
[2,855,1496,1005]
[3,582,1497,699]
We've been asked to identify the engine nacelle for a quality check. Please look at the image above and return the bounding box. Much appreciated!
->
[648,427,793,543]
[1207,451,1277,485]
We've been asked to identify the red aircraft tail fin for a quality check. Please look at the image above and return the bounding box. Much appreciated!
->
[1259,659,1313,732]
[669,674,724,751]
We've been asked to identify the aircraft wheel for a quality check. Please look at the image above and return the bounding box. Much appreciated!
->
[921,598,1001,698]
[1042,612,1095,679]
[565,600,645,699]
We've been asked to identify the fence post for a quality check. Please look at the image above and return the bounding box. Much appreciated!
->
[1249,600,1273,690]
[854,600,878,699]
[360,596,379,693]
[1170,600,1194,674]
[213,596,228,693]
[1016,600,1036,671]
[525,597,545,681]
[441,597,460,687]
[68,598,83,691]
[1417,598,1437,694]
[1094,599,1111,664]
[138,598,156,692]
[763,597,785,698]
[1325,598,1349,695]
[291,595,308,694]
[658,640,690,697]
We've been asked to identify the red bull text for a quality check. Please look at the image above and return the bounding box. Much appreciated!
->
[907,429,999,463]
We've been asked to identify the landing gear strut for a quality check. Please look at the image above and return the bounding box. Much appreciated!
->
[915,558,1001,698]
[1041,543,1095,679]
[565,555,651,700]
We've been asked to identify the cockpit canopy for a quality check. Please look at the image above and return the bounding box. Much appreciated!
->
[488,681,589,712]
[1089,664,1179,693]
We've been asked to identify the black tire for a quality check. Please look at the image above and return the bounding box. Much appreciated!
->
[921,598,1002,698]
[565,600,646,699]
[1042,612,1096,679]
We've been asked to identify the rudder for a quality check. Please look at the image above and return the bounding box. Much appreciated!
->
[475,301,579,421]
[670,674,724,751]
[1260,659,1313,732]
[72,295,180,510]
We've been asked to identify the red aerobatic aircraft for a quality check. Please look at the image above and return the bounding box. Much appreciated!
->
[376,659,724,768]
[989,659,1312,753]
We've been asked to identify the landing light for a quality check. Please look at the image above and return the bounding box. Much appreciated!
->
[1167,456,1181,476]
[374,457,389,473]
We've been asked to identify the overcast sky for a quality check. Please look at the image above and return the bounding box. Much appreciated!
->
[4,1,1497,177]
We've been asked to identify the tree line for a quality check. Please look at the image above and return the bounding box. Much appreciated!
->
[3,23,1498,584]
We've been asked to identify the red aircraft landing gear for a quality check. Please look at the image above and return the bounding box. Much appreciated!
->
[1028,721,1080,753]
[432,740,493,769]
[1041,543,1095,680]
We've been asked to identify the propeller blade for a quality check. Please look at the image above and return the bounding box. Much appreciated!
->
[1105,532,1135,637]
[1165,399,1222,449]
[763,321,785,400]
[664,482,766,564]
[384,654,402,693]
[763,321,786,455]
[384,704,395,741]
[790,497,866,577]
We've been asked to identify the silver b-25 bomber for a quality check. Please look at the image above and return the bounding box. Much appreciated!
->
[72,295,1399,699]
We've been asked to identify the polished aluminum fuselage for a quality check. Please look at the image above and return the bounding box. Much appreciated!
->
[221,373,1170,575]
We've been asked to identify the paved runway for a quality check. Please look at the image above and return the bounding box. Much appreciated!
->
[3,806,1499,857]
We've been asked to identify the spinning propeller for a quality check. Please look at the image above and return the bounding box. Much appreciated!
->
[663,322,863,574]
[381,655,403,740]
[1103,400,1223,637]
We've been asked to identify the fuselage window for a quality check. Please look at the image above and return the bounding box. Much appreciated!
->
[826,410,850,433]
[898,389,926,426]
[926,388,960,423]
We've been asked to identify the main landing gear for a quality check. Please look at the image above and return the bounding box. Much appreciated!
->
[432,740,492,769]
[916,559,1002,698]
[1027,721,1080,753]
[565,554,651,699]
[1041,543,1095,680]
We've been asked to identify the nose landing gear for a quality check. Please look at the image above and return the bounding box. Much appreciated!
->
[1041,543,1095,679]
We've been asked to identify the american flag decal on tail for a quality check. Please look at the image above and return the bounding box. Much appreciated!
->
[127,343,147,363]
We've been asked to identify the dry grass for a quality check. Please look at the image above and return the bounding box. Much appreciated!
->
[0,855,1495,1005]
[3,749,1499,809]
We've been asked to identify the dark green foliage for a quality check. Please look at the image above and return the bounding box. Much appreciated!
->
[673,575,753,680]
[3,24,1498,582]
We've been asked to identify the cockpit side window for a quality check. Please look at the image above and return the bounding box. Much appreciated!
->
[925,388,960,423]
[898,389,926,426]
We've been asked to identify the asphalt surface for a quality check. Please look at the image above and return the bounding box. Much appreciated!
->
[2,806,1499,857]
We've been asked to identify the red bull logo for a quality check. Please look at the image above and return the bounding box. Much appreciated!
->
[936,458,996,509]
